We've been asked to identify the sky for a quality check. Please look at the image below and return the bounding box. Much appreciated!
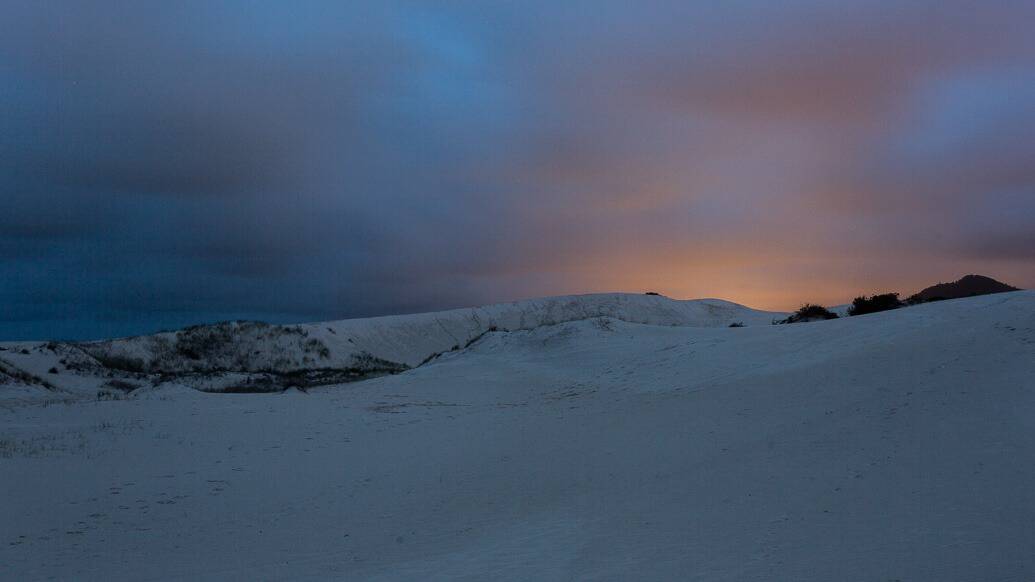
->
[2,1,1034,340]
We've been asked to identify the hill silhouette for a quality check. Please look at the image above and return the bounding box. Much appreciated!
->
[910,274,1019,303]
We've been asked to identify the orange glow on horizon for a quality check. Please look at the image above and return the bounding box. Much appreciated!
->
[538,247,1032,312]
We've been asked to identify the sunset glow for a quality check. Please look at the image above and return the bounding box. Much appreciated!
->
[2,1,1033,338]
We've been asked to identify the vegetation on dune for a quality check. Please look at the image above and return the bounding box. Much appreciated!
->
[776,304,839,324]
[848,293,904,316]
[81,320,335,375]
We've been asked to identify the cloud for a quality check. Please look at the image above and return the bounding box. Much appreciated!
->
[1,1,1034,339]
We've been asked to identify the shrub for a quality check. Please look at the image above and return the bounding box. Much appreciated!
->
[0,361,57,391]
[847,293,903,316]
[103,379,140,392]
[48,367,59,374]
[95,354,148,374]
[644,292,661,296]
[728,322,745,328]
[778,304,839,324]
[303,338,331,359]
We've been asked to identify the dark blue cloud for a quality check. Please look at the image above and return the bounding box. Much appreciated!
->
[2,1,1034,339]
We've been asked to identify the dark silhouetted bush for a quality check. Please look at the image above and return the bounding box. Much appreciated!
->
[104,379,140,392]
[728,322,745,328]
[644,291,661,296]
[777,304,839,324]
[94,354,148,373]
[847,293,903,316]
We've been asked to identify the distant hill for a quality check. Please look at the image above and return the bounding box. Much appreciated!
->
[910,275,1020,303]
[0,293,785,397]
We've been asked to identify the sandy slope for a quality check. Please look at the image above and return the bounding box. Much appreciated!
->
[1,291,1034,580]
[77,293,783,374]
[0,293,781,399]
